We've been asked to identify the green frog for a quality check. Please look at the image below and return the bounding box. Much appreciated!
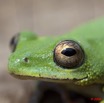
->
[8,17,104,103]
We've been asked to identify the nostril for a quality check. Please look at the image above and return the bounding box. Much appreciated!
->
[23,57,29,63]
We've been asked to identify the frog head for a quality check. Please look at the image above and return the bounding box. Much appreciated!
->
[8,19,104,85]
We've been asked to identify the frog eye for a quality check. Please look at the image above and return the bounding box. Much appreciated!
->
[10,33,20,52]
[53,40,85,69]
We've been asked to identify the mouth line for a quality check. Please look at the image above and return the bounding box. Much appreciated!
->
[10,73,88,83]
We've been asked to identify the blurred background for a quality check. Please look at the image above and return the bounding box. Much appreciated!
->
[0,0,104,103]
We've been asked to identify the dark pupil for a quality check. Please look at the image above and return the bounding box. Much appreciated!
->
[61,48,76,56]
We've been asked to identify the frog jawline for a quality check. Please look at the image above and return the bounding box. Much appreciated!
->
[10,73,88,83]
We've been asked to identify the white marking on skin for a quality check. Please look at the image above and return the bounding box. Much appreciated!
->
[15,59,20,63]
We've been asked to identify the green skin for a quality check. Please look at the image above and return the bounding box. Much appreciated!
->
[8,18,104,102]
